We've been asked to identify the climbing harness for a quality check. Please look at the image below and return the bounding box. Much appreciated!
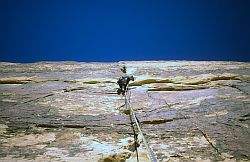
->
[124,85,157,162]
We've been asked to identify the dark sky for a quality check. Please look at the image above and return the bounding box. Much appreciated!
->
[0,0,249,63]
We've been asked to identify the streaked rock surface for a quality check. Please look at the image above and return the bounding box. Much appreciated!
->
[0,61,249,162]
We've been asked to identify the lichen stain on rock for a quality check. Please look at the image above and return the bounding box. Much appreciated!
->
[98,152,131,162]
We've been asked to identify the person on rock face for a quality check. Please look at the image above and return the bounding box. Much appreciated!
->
[117,66,134,95]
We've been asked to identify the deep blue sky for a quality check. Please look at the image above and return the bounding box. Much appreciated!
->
[0,0,249,63]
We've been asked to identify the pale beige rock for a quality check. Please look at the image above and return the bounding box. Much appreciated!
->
[3,133,56,147]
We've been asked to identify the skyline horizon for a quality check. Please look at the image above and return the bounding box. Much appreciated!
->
[1,58,249,63]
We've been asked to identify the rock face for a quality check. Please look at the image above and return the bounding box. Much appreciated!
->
[0,61,249,162]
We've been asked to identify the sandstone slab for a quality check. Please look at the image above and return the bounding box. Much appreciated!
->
[0,61,249,161]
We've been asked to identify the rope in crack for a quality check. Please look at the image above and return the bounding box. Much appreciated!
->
[117,66,157,162]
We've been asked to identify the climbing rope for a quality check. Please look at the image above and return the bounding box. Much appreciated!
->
[124,86,157,162]
[125,91,139,162]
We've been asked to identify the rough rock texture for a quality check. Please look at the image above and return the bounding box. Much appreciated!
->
[0,61,249,162]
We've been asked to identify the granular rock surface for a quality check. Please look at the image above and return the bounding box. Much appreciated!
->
[0,61,249,162]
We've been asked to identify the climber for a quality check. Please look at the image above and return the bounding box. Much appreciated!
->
[117,66,134,95]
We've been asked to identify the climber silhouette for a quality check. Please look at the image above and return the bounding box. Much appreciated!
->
[117,66,134,95]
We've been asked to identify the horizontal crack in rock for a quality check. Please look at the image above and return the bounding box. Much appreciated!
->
[238,113,250,121]
[130,79,173,86]
[142,119,173,124]
[63,87,85,92]
[22,93,54,104]
[35,123,86,128]
[0,79,59,84]
[147,86,207,91]
[0,80,33,84]
[142,116,189,124]
[183,76,240,85]
[64,80,115,84]
[210,76,240,81]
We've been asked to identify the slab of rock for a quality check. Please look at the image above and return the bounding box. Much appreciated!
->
[0,61,249,162]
